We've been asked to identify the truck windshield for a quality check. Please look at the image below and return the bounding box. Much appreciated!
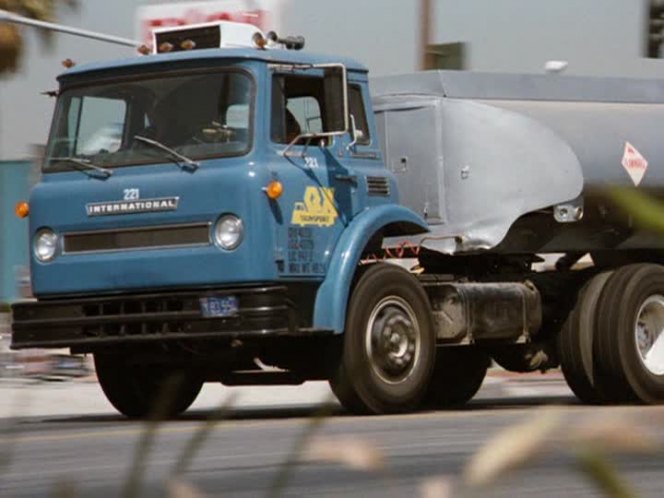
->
[44,70,253,171]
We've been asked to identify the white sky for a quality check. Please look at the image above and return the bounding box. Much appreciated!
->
[2,0,664,160]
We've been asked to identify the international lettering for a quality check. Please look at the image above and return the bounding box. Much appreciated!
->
[86,197,179,216]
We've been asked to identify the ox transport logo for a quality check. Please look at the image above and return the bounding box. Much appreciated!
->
[291,187,338,227]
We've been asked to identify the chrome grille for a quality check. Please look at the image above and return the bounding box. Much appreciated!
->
[366,176,390,196]
[63,223,211,254]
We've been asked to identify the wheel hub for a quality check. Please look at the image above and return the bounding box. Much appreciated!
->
[366,297,420,383]
[635,295,664,376]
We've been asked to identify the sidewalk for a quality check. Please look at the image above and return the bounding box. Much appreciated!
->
[0,377,336,419]
[0,369,571,420]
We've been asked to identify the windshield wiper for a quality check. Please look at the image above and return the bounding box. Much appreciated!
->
[133,135,199,171]
[50,156,113,179]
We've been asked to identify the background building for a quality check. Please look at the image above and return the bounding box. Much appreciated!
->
[2,0,664,161]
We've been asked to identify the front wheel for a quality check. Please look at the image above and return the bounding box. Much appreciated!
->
[329,263,436,414]
[94,353,203,419]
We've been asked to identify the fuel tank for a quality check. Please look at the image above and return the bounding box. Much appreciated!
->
[371,71,664,255]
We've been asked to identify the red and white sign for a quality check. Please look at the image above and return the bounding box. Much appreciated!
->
[622,141,649,187]
[135,0,288,47]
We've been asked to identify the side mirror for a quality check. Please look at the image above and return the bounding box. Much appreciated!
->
[319,64,349,135]
[346,114,364,151]
[281,63,350,157]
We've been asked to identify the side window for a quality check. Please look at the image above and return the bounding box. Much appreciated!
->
[75,97,126,156]
[349,85,371,146]
[271,75,328,144]
[287,96,323,135]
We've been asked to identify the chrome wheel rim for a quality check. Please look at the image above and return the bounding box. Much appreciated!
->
[365,296,420,384]
[635,295,664,376]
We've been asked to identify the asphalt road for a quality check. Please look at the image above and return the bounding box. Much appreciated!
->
[1,377,663,498]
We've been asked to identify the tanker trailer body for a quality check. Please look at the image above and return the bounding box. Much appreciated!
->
[370,71,664,405]
[372,71,664,259]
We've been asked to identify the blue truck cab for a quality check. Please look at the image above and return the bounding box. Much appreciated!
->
[11,23,430,417]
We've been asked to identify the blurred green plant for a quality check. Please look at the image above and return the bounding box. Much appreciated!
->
[609,187,664,233]
[0,0,77,73]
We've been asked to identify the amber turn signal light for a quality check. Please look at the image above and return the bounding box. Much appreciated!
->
[265,180,284,200]
[15,201,29,218]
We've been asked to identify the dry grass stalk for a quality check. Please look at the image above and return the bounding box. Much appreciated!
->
[167,478,207,498]
[567,416,659,455]
[463,408,561,487]
[419,476,453,498]
[171,392,238,477]
[268,398,337,498]
[304,437,385,471]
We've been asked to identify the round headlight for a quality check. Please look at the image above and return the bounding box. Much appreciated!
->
[34,229,59,262]
[214,215,244,250]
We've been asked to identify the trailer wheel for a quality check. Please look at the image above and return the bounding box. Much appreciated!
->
[330,263,435,414]
[94,354,203,418]
[557,271,612,404]
[423,348,489,408]
[594,264,664,404]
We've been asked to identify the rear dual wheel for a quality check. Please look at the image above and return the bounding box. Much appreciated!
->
[594,264,664,404]
[559,263,664,405]
[558,271,612,403]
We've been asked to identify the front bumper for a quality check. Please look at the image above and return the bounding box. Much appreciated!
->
[11,286,319,351]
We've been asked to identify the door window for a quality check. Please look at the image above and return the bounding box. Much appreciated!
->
[271,75,330,144]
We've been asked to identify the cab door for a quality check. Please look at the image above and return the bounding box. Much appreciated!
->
[269,67,358,278]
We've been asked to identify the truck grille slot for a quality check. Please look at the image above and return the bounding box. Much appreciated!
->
[11,287,299,350]
[63,223,211,254]
[366,176,390,196]
[81,297,194,338]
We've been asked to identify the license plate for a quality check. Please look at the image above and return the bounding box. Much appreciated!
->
[199,295,239,318]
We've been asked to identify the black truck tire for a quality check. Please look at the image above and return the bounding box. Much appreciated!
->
[594,263,664,404]
[557,271,612,404]
[329,263,436,414]
[94,353,203,418]
[423,347,489,408]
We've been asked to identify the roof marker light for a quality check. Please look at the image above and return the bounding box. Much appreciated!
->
[252,32,268,50]
[158,42,174,53]
[181,39,196,51]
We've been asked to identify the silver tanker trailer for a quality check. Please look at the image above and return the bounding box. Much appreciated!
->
[371,71,664,406]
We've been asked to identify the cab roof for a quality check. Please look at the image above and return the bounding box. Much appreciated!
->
[59,47,368,82]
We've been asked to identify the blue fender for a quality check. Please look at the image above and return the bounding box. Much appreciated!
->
[313,205,429,333]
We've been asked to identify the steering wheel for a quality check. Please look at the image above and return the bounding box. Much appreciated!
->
[195,121,235,143]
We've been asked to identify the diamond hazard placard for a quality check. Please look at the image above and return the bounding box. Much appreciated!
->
[622,142,648,187]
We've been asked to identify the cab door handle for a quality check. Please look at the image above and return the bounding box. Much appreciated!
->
[335,174,358,185]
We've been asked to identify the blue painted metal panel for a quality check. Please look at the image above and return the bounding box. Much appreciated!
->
[312,205,428,333]
[60,48,368,81]
[0,161,30,302]
[29,154,279,296]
